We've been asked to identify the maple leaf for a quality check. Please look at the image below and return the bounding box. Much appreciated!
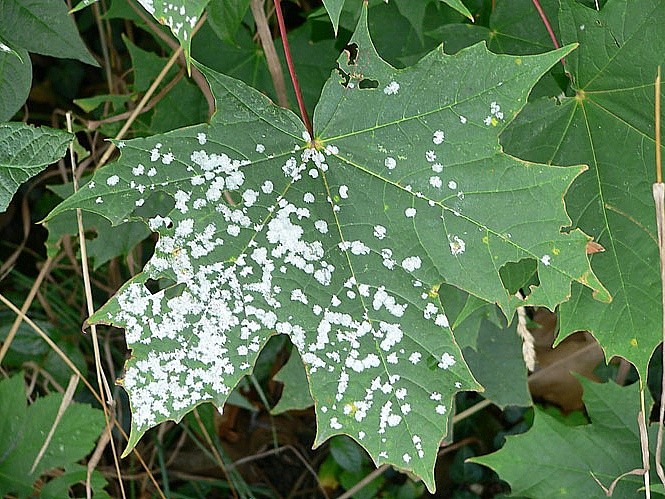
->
[500,0,665,378]
[471,378,655,498]
[47,6,608,491]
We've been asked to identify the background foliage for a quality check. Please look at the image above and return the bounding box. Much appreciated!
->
[0,0,663,497]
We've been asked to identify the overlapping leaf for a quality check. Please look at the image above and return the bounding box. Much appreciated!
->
[135,0,209,63]
[500,0,665,377]
[48,6,608,491]
[0,123,73,212]
[471,378,655,498]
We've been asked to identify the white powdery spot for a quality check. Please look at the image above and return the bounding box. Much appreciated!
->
[403,453,412,464]
[429,176,442,188]
[436,405,447,415]
[358,431,366,440]
[379,321,404,351]
[401,256,421,272]
[381,248,396,269]
[162,152,174,164]
[290,289,308,304]
[255,143,265,153]
[430,392,442,401]
[432,130,444,145]
[303,192,315,203]
[432,163,443,173]
[448,180,457,190]
[459,115,467,124]
[426,150,436,162]
[133,164,145,176]
[373,287,407,318]
[373,225,387,240]
[385,157,396,170]
[242,189,258,207]
[339,185,349,199]
[197,132,207,144]
[541,254,551,266]
[435,314,449,328]
[423,302,438,319]
[383,81,400,95]
[449,235,465,256]
[339,240,370,255]
[438,353,456,369]
[0,42,10,52]
[330,417,343,430]
[409,352,422,364]
[405,208,416,218]
[315,220,328,234]
[325,144,339,155]
[261,180,273,194]
[107,175,120,186]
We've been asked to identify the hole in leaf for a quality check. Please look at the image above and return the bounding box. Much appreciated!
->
[144,277,176,295]
[335,63,351,88]
[499,258,540,297]
[358,78,379,89]
[343,43,358,65]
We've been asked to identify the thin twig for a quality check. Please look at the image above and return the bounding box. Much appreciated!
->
[0,292,165,498]
[250,0,289,108]
[85,67,185,131]
[127,1,214,116]
[337,464,387,499]
[653,65,665,487]
[274,0,313,137]
[67,113,127,499]
[30,374,79,474]
[95,13,208,169]
[531,0,565,68]
[192,408,238,499]
[0,256,53,364]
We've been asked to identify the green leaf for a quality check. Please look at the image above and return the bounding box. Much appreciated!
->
[271,348,314,415]
[439,0,472,21]
[462,319,531,409]
[0,41,30,122]
[0,123,72,213]
[206,0,251,44]
[69,0,100,14]
[48,6,607,492]
[135,0,209,66]
[322,0,345,34]
[471,378,653,498]
[0,0,97,66]
[45,180,154,270]
[500,0,665,378]
[0,374,105,497]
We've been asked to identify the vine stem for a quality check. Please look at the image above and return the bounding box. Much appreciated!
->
[532,0,564,65]
[273,0,313,138]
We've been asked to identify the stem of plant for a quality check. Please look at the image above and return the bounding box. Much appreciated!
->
[531,0,565,66]
[273,0,313,138]
[653,66,665,488]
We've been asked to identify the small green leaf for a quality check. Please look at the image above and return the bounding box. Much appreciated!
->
[0,123,72,213]
[439,0,473,21]
[135,0,209,67]
[471,378,654,498]
[0,0,98,66]
[271,349,314,415]
[462,319,531,408]
[206,0,251,44]
[0,42,31,122]
[322,0,345,34]
[69,0,100,14]
[0,374,105,497]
